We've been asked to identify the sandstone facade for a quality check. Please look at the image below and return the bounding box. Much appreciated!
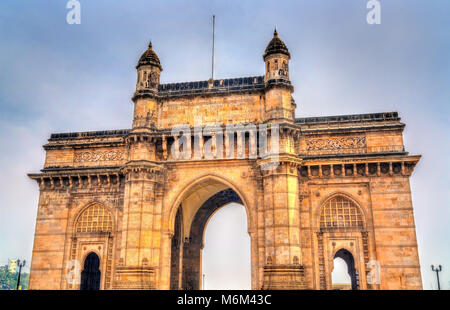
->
[28,31,422,290]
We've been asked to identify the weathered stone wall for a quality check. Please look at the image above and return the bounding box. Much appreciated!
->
[370,176,422,289]
[28,122,422,290]
[43,132,128,169]
[28,180,124,290]
[157,93,265,128]
[29,189,71,289]
[298,158,421,289]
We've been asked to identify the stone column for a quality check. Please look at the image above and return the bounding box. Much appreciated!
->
[162,135,168,160]
[197,132,204,159]
[114,133,163,290]
[249,129,257,159]
[211,132,216,158]
[159,230,173,290]
[259,156,306,289]
[237,131,244,158]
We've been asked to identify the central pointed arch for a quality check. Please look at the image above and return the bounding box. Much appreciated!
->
[167,173,254,290]
[167,173,252,236]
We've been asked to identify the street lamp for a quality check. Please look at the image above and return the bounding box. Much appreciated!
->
[16,259,26,290]
[431,265,442,290]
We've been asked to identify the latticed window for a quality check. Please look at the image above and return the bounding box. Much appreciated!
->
[76,204,112,233]
[320,196,363,230]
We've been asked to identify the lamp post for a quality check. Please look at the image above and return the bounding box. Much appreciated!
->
[203,274,205,290]
[16,259,26,290]
[431,265,442,290]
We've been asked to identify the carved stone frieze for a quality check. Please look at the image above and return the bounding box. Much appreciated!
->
[305,136,366,155]
[74,150,125,163]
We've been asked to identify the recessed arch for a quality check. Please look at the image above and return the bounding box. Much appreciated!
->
[192,189,244,249]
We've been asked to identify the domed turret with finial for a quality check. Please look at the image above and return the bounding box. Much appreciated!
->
[262,29,295,123]
[132,41,162,129]
[263,29,290,82]
[136,41,162,91]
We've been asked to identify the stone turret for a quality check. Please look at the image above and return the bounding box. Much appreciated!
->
[264,29,290,83]
[136,42,162,90]
[263,29,295,123]
[132,41,162,129]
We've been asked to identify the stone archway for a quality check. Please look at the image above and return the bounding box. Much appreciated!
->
[170,188,247,290]
[316,194,368,290]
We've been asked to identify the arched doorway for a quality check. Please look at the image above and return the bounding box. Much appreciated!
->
[333,249,359,290]
[80,252,101,290]
[170,187,251,290]
[317,194,367,290]
[332,256,352,289]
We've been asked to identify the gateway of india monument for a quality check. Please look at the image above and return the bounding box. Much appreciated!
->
[27,30,422,290]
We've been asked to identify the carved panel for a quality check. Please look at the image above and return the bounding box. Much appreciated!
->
[305,136,366,155]
[74,150,125,164]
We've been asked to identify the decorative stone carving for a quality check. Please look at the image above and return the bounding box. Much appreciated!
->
[74,150,125,163]
[305,136,366,155]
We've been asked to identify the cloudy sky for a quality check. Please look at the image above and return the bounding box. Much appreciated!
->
[0,0,448,290]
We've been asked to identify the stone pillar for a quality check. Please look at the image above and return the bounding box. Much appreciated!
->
[224,131,231,158]
[196,132,204,159]
[182,239,202,290]
[259,156,306,289]
[162,135,168,160]
[114,133,163,290]
[159,230,173,290]
[237,131,244,158]
[211,131,216,158]
[249,130,257,159]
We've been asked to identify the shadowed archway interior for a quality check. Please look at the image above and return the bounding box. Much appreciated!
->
[80,252,101,290]
[170,188,244,290]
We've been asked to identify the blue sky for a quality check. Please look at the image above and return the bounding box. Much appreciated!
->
[0,0,448,289]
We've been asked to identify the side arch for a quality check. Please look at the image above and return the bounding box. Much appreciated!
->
[66,201,116,290]
[313,192,374,290]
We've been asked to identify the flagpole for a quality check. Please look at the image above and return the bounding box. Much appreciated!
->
[211,15,215,80]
